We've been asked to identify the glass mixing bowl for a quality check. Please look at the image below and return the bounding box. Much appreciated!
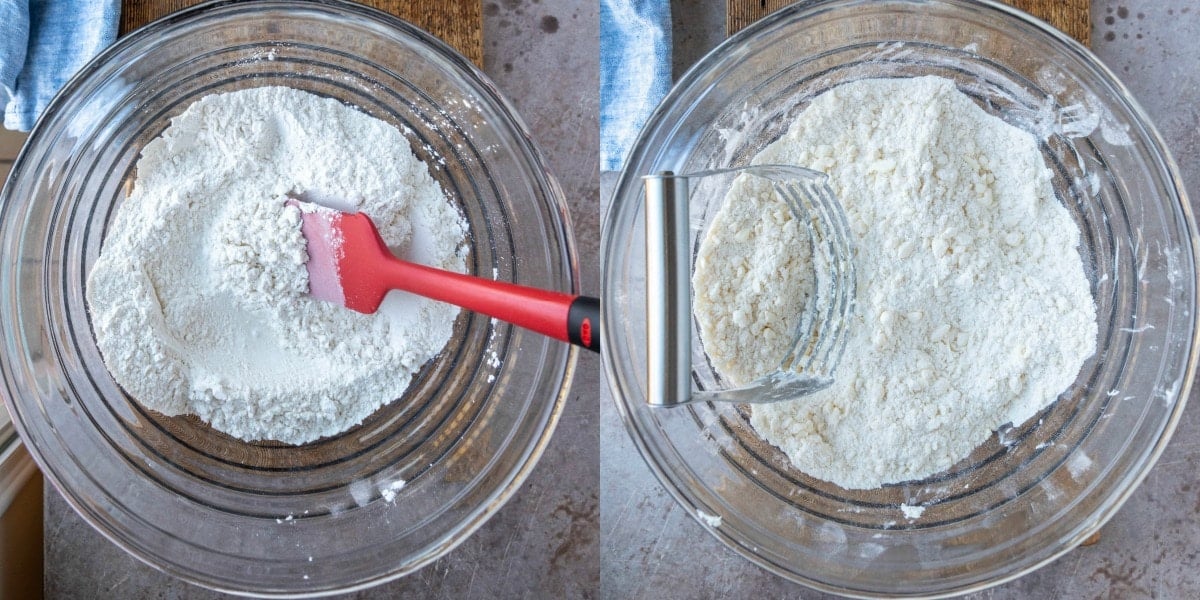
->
[603,0,1197,596]
[0,0,578,596]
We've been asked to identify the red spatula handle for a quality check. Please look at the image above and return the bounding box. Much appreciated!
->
[328,209,600,352]
[376,258,600,352]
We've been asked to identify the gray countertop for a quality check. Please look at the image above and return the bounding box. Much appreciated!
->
[601,1,1200,598]
[43,1,600,598]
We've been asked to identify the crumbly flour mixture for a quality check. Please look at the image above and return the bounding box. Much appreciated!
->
[694,76,1097,489]
[87,86,467,445]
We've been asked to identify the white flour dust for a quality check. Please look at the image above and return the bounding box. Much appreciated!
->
[694,76,1096,489]
[87,86,467,445]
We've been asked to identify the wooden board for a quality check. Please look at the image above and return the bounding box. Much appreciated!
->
[727,0,1090,46]
[120,0,483,66]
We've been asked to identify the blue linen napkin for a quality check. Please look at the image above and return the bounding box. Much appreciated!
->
[600,0,672,172]
[1,0,120,131]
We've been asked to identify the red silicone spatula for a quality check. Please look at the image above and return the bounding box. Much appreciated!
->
[290,200,599,352]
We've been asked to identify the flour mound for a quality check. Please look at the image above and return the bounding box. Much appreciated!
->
[695,76,1097,489]
[87,86,467,445]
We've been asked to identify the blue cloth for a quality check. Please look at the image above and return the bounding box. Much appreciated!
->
[600,0,671,172]
[1,0,120,131]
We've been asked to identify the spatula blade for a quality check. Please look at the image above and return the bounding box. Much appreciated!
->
[288,199,347,307]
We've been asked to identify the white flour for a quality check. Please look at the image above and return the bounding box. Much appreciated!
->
[693,174,812,384]
[694,76,1096,489]
[87,86,467,445]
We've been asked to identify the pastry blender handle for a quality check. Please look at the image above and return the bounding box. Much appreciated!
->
[643,172,693,407]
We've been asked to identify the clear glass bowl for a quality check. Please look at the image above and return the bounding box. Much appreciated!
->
[603,0,1197,596]
[0,1,578,596]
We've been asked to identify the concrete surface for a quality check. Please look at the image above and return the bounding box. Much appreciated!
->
[600,1,1200,598]
[43,1,599,598]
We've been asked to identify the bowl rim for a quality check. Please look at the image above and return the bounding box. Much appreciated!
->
[601,0,1199,596]
[1,0,580,596]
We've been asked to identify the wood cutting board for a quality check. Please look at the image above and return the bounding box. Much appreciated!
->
[120,0,484,66]
[728,0,1090,46]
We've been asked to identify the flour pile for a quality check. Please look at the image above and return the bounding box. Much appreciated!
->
[87,86,467,445]
[693,76,1097,489]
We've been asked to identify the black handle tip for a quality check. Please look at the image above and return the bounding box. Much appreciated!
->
[567,296,600,352]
